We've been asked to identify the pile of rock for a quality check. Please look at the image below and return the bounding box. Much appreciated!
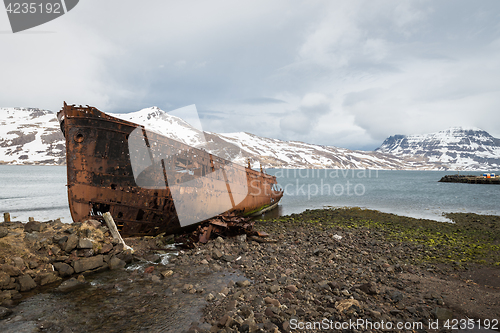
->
[0,218,133,307]
[179,219,468,333]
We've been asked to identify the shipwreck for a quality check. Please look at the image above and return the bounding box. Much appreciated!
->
[57,103,283,237]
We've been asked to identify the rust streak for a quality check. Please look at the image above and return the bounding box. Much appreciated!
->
[58,102,284,237]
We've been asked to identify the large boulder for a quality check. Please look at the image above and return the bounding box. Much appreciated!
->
[53,234,68,246]
[99,243,113,254]
[109,256,126,270]
[72,255,104,273]
[18,274,37,291]
[52,262,74,277]
[11,257,26,270]
[38,272,61,286]
[77,238,93,249]
[24,221,47,233]
[0,271,10,288]
[55,277,86,293]
[83,219,101,229]
[1,264,22,277]
[62,234,78,253]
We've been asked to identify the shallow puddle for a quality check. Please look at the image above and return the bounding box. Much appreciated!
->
[2,258,246,333]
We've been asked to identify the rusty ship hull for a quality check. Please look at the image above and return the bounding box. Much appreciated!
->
[58,103,283,237]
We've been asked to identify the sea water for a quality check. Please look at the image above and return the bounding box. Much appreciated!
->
[267,169,500,222]
[1,166,499,223]
[0,165,71,222]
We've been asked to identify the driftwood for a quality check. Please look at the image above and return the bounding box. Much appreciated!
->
[103,212,133,252]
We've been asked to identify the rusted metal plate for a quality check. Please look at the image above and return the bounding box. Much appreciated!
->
[198,224,213,244]
[195,212,256,244]
[58,103,283,237]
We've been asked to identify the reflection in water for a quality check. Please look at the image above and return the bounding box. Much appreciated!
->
[3,259,247,333]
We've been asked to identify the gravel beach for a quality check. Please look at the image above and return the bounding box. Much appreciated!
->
[195,208,500,333]
[1,208,499,332]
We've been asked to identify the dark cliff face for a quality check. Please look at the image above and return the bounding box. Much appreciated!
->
[377,134,406,152]
[28,108,53,119]
[375,127,500,169]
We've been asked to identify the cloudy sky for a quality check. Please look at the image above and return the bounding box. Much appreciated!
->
[1,0,500,150]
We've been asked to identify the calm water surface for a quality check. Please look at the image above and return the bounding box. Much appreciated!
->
[0,165,71,222]
[267,169,500,222]
[1,166,500,333]
[1,166,499,223]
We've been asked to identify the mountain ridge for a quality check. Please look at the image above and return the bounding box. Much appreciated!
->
[376,127,500,170]
[1,106,499,170]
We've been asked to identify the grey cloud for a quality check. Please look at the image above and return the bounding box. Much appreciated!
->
[239,97,286,105]
[280,111,313,135]
[2,0,500,150]
[342,89,382,107]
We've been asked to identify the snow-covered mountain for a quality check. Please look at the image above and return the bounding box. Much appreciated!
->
[117,107,418,169]
[0,107,65,165]
[1,106,498,170]
[213,132,418,169]
[376,127,500,170]
[113,106,206,148]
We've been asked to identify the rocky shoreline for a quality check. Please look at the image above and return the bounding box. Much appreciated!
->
[0,219,136,305]
[193,209,500,333]
[1,208,500,332]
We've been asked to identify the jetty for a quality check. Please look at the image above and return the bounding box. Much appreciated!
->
[439,174,500,184]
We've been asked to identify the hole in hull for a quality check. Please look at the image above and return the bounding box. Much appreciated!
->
[91,202,110,217]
